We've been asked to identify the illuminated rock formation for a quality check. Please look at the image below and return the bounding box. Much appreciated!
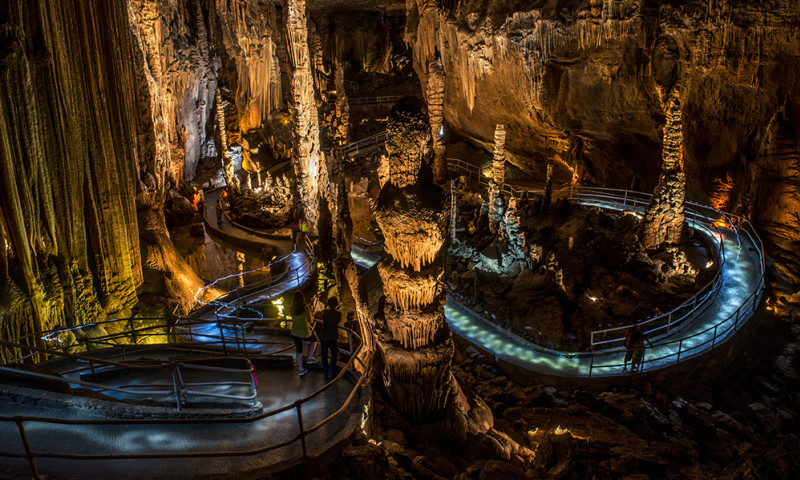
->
[283,0,324,228]
[373,97,453,422]
[0,0,213,344]
[542,162,553,213]
[215,88,240,194]
[641,90,687,250]
[426,58,446,184]
[488,124,506,230]
[333,59,350,145]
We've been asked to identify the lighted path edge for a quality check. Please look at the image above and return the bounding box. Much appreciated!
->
[351,195,765,378]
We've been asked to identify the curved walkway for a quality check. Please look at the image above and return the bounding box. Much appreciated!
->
[0,190,366,479]
[353,187,765,378]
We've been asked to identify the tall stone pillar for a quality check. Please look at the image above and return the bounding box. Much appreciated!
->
[488,124,506,230]
[374,97,453,422]
[283,0,323,228]
[333,59,350,146]
[215,88,240,194]
[427,58,446,184]
[542,162,553,213]
[641,90,687,250]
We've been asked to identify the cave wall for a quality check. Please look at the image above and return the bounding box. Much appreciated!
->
[0,0,145,340]
[406,0,800,205]
[0,0,286,344]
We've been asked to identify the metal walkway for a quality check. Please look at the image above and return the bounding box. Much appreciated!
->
[353,184,765,378]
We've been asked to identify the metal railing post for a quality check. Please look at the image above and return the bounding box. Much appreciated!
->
[170,362,183,411]
[296,401,307,457]
[348,330,353,355]
[128,317,137,345]
[712,325,718,348]
[16,419,40,479]
[676,339,683,364]
[217,312,228,356]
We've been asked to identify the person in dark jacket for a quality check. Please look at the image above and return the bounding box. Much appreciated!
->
[320,296,342,379]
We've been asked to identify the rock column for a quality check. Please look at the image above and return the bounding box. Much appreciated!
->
[216,88,240,194]
[427,58,446,184]
[641,90,687,250]
[542,162,553,213]
[283,0,323,228]
[488,124,506,230]
[374,97,453,422]
[333,59,350,145]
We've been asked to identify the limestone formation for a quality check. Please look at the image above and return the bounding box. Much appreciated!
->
[488,124,506,230]
[426,58,446,183]
[283,0,324,229]
[542,162,553,213]
[215,88,240,194]
[641,90,687,250]
[374,96,454,422]
[333,59,350,145]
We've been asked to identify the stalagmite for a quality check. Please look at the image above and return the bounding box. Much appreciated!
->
[283,0,324,229]
[426,58,446,184]
[216,88,239,194]
[641,90,687,250]
[542,162,553,213]
[333,59,350,145]
[373,96,454,422]
[488,124,507,230]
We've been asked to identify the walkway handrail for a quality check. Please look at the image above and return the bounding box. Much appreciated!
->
[446,158,766,377]
[0,338,258,409]
[325,131,386,159]
[347,95,402,106]
[571,189,727,349]
[0,321,372,476]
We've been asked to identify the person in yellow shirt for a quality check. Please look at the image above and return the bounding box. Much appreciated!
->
[290,291,319,375]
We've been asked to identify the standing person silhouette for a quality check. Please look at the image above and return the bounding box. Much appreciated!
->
[623,325,652,372]
[320,297,342,380]
[290,291,318,376]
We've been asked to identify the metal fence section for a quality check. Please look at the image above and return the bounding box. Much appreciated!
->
[0,317,371,478]
[325,131,386,159]
[445,158,766,378]
[347,95,402,106]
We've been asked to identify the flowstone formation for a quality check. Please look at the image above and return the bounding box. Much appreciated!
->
[283,0,325,229]
[641,90,687,251]
[374,97,490,428]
